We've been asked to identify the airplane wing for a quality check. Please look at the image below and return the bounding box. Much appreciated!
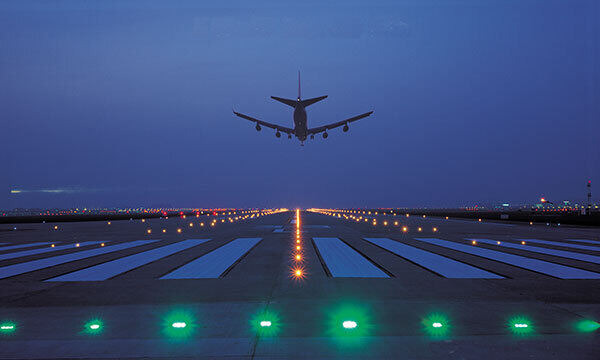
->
[307,111,373,134]
[233,111,294,134]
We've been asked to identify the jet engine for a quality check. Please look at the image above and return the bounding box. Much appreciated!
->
[343,124,349,132]
[323,132,328,139]
[276,131,281,138]
[255,124,261,131]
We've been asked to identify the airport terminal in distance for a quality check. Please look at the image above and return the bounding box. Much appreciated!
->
[0,208,599,359]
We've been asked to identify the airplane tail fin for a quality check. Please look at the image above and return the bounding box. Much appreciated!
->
[271,96,297,107]
[270,71,326,107]
[298,70,301,100]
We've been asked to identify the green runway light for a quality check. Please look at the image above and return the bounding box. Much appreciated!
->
[421,313,450,337]
[508,316,533,335]
[83,319,103,334]
[0,322,16,334]
[575,319,600,333]
[325,303,372,344]
[162,310,196,339]
[251,309,281,337]
[342,320,357,329]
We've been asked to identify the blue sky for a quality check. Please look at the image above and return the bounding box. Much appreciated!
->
[1,0,598,209]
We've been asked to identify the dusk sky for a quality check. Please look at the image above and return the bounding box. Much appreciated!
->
[2,0,599,209]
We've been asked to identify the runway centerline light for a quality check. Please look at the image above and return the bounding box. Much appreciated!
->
[342,320,357,329]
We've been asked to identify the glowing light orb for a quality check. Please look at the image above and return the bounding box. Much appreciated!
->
[172,322,187,328]
[432,322,443,328]
[342,320,357,329]
[260,320,272,327]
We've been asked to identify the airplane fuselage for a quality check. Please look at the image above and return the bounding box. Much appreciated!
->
[293,102,308,142]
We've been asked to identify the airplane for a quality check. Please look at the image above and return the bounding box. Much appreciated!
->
[233,72,373,146]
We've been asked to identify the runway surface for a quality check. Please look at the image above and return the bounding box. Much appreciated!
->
[0,210,599,359]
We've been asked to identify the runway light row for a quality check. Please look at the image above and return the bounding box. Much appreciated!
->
[310,209,440,233]
[290,209,306,280]
[45,209,287,234]
[1,316,598,338]
[142,210,287,235]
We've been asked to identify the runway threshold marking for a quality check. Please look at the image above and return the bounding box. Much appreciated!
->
[313,237,389,278]
[364,238,503,278]
[467,238,600,264]
[160,238,262,279]
[0,241,105,261]
[0,242,55,252]
[414,238,600,279]
[515,239,600,252]
[0,240,157,279]
[46,239,209,281]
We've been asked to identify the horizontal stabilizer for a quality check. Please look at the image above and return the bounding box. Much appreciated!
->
[271,96,297,108]
[301,95,327,108]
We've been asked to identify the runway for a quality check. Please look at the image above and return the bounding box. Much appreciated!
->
[0,210,599,359]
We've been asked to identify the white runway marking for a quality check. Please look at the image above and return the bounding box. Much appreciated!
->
[47,239,209,281]
[0,241,105,261]
[565,239,600,245]
[443,219,515,227]
[0,242,55,252]
[514,239,600,251]
[364,238,502,278]
[161,238,262,279]
[313,237,389,278]
[273,228,285,233]
[414,238,600,279]
[0,240,157,279]
[468,238,600,264]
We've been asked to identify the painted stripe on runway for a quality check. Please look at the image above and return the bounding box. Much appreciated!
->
[273,228,285,233]
[0,242,55,252]
[0,240,156,279]
[47,239,209,281]
[565,239,600,245]
[313,237,389,278]
[161,238,262,279]
[414,238,600,279]
[0,241,105,261]
[364,238,502,278]
[514,239,600,251]
[468,238,600,264]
